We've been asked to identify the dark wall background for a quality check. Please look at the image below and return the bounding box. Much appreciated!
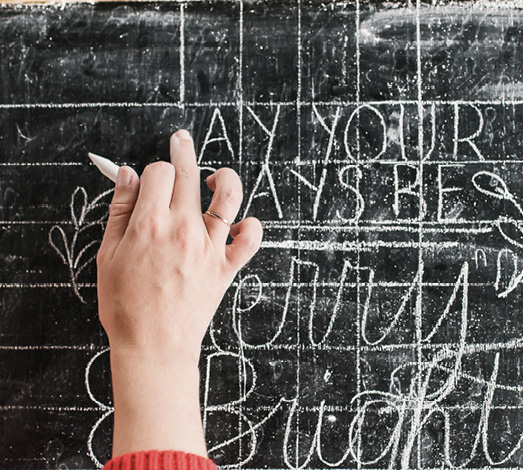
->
[2,1,523,469]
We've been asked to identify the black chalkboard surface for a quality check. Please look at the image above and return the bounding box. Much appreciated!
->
[2,1,523,469]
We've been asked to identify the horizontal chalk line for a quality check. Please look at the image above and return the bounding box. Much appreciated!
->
[4,402,523,415]
[264,219,510,226]
[200,339,523,353]
[0,220,74,225]
[0,405,105,412]
[0,162,84,166]
[2,340,521,354]
[206,402,523,414]
[0,221,502,231]
[0,283,96,288]
[0,345,103,350]
[3,159,523,167]
[0,281,497,289]
[261,240,459,250]
[3,98,523,109]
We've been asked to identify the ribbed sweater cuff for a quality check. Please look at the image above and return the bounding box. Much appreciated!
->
[103,450,217,470]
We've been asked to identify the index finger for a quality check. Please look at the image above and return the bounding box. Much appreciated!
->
[169,129,201,216]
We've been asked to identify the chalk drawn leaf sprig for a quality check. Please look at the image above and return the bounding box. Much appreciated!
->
[49,186,113,303]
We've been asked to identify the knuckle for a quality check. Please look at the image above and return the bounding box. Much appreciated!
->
[96,245,109,267]
[155,160,174,171]
[132,211,166,239]
[217,167,241,184]
[245,236,260,254]
[173,218,198,251]
[109,201,132,218]
[175,163,200,180]
[143,160,174,177]
[215,168,243,206]
[96,249,105,267]
[245,218,263,252]
[219,186,243,207]
[251,217,263,233]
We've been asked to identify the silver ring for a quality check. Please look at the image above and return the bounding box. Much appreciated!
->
[205,210,232,226]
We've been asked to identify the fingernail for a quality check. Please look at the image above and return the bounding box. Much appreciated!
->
[116,167,132,187]
[171,134,180,153]
[176,129,192,141]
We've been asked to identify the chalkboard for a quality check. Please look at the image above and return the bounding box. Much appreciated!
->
[2,1,523,469]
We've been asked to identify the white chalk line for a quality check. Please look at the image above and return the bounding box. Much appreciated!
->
[0,282,96,288]
[295,1,303,466]
[0,345,103,350]
[6,0,523,6]
[415,2,424,466]
[246,402,523,413]
[5,98,523,109]
[204,399,523,412]
[240,280,503,288]
[179,2,185,105]
[0,162,83,166]
[297,0,302,164]
[260,240,459,250]
[0,220,74,225]
[0,405,103,412]
[7,159,523,167]
[261,219,507,226]
[198,402,523,414]
[12,343,515,378]
[0,280,505,289]
[200,341,523,353]
[2,340,522,354]
[237,2,245,464]
[259,223,493,234]
[355,1,363,467]
[238,0,244,166]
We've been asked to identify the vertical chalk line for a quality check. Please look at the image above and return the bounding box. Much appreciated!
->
[179,2,185,106]
[295,0,302,466]
[239,0,244,165]
[297,0,302,165]
[355,0,361,104]
[355,1,362,468]
[238,1,245,465]
[415,0,424,468]
[292,21,303,460]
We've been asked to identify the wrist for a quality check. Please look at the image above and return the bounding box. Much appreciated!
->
[109,345,201,371]
[109,347,207,459]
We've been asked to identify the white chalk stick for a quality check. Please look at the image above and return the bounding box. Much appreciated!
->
[88,152,120,183]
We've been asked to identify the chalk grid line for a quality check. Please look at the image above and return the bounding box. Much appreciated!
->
[296,1,303,468]
[238,0,245,465]
[355,0,362,468]
[415,0,424,467]
[4,98,523,108]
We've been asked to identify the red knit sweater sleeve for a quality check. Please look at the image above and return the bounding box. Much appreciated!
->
[103,450,218,470]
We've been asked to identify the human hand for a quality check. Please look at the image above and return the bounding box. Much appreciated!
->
[96,129,263,458]
[97,129,263,362]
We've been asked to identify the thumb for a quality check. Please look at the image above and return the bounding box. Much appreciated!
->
[100,166,140,259]
[225,217,263,273]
